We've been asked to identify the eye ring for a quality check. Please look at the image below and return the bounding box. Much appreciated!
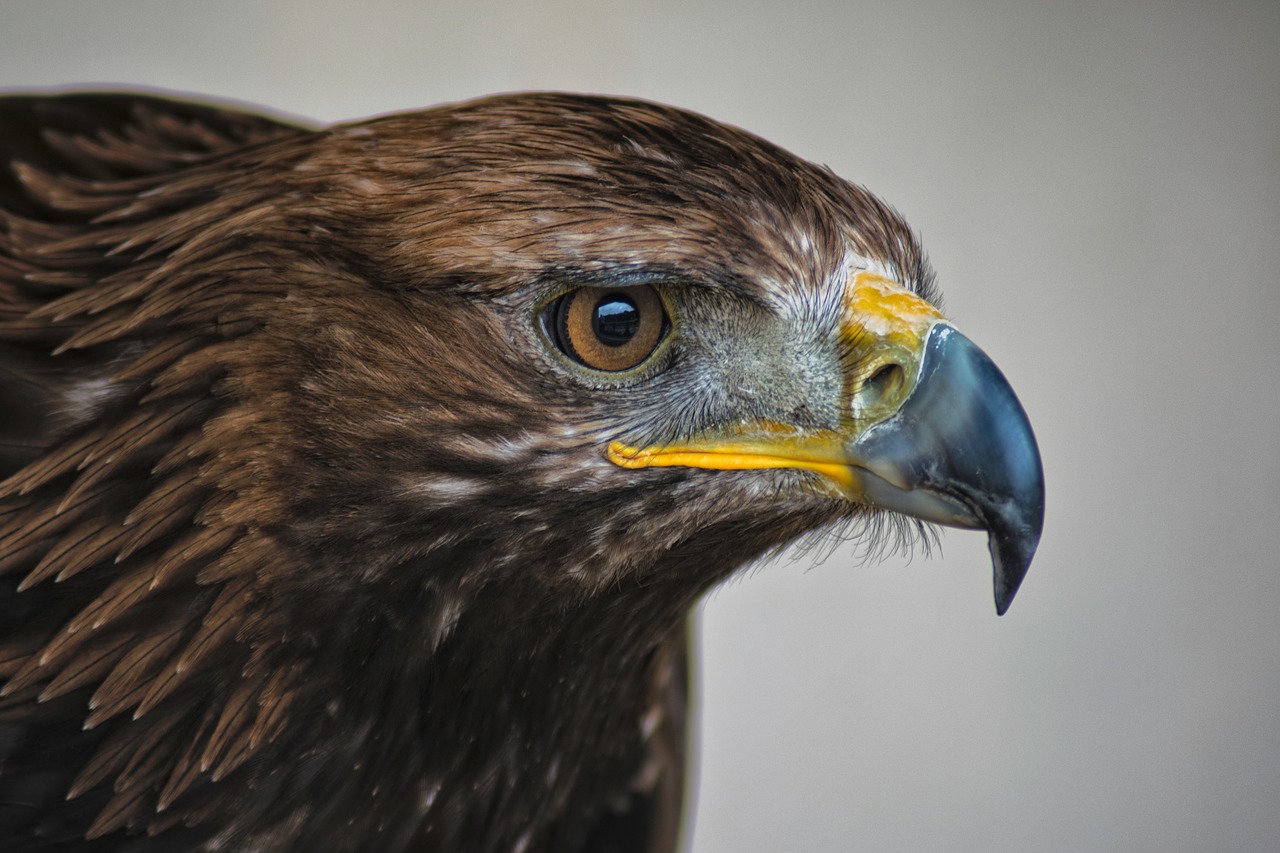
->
[545,285,669,372]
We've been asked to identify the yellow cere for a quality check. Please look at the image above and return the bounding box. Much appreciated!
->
[842,271,944,350]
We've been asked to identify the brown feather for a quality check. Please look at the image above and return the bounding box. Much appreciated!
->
[112,712,185,795]
[38,521,138,589]
[132,578,251,719]
[240,666,299,758]
[36,628,134,702]
[0,427,100,498]
[156,710,217,812]
[69,710,183,799]
[144,522,239,591]
[114,482,200,563]
[86,780,152,839]
[0,630,45,677]
[197,675,262,774]
[87,626,184,720]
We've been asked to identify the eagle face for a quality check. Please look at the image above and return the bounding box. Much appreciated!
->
[286,96,1038,604]
[0,92,1042,851]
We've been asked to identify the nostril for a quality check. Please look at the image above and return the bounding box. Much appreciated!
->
[863,363,905,406]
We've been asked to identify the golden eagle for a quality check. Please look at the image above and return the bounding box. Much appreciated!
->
[0,92,1043,852]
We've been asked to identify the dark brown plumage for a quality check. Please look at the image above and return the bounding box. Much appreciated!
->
[0,91,1043,852]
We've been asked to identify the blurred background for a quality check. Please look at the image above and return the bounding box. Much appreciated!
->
[3,2,1277,850]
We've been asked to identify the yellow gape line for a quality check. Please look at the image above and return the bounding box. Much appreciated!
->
[607,440,858,492]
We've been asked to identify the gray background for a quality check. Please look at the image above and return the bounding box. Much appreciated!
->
[3,2,1278,851]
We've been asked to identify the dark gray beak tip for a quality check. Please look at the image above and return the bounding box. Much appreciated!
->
[992,517,1042,616]
[990,466,1044,615]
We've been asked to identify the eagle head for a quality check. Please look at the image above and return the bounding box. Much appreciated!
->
[0,91,1042,851]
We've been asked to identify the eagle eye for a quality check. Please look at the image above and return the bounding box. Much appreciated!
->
[546,285,669,372]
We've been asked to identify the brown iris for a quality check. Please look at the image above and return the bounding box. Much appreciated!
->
[549,286,668,372]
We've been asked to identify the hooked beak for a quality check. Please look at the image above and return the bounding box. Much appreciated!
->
[607,273,1044,615]
[842,322,1044,614]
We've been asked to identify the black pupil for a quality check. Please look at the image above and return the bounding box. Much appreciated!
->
[592,293,640,346]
